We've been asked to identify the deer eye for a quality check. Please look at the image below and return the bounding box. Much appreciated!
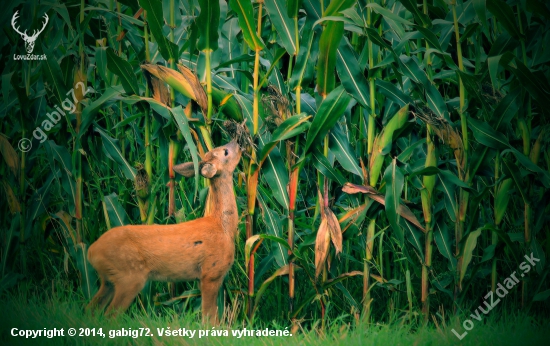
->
[224,149,229,156]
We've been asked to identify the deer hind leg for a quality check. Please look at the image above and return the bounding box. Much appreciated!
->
[105,276,147,317]
[86,276,114,314]
[200,277,223,325]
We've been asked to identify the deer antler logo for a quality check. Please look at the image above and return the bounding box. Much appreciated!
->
[11,11,49,54]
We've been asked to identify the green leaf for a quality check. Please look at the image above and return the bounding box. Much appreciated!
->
[75,242,98,300]
[211,88,243,121]
[329,124,362,177]
[468,117,511,150]
[376,79,414,107]
[473,0,487,25]
[491,88,520,129]
[370,104,409,186]
[95,126,137,180]
[79,86,125,139]
[486,0,523,39]
[316,20,344,96]
[41,46,68,104]
[264,0,297,55]
[287,0,302,18]
[533,289,550,302]
[415,26,443,51]
[229,0,265,50]
[460,23,480,43]
[481,244,496,263]
[425,83,449,120]
[494,178,513,225]
[402,219,424,260]
[253,265,290,314]
[257,132,290,210]
[140,0,178,60]
[290,18,316,89]
[304,86,351,154]
[384,158,404,246]
[106,48,139,95]
[312,150,347,185]
[258,193,288,267]
[95,47,109,83]
[506,58,550,103]
[103,192,131,227]
[399,56,429,86]
[366,3,413,26]
[397,138,426,163]
[46,141,76,207]
[336,39,370,109]
[526,0,550,20]
[399,0,431,27]
[438,173,457,222]
[324,0,357,17]
[257,113,311,169]
[303,0,322,20]
[197,0,220,51]
[171,106,200,197]
[434,222,457,270]
[460,228,482,284]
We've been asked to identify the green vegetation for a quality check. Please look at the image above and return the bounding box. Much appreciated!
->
[1,0,549,343]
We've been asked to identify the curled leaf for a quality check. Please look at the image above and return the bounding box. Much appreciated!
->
[325,207,343,255]
[342,183,425,232]
[314,217,331,278]
[0,134,20,179]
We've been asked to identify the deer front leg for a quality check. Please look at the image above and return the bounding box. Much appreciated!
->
[200,278,223,325]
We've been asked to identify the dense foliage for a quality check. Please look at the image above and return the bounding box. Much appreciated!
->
[1,0,549,331]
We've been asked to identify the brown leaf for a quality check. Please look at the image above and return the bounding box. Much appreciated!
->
[370,274,387,283]
[1,180,20,214]
[324,271,364,285]
[342,183,426,232]
[325,207,342,255]
[314,218,330,278]
[54,211,76,245]
[342,182,378,195]
[142,64,207,111]
[0,134,20,180]
[177,64,208,112]
[73,69,87,103]
[338,204,366,233]
[142,66,170,106]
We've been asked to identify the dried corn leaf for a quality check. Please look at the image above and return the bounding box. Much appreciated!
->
[143,68,170,106]
[177,64,208,111]
[325,207,342,255]
[1,179,20,214]
[342,182,425,232]
[0,134,20,180]
[315,217,331,278]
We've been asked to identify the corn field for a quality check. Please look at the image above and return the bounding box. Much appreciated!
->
[1,0,549,332]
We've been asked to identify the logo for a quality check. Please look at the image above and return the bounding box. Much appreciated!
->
[11,10,48,60]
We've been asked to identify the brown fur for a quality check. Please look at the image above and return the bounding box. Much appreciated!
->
[87,141,242,323]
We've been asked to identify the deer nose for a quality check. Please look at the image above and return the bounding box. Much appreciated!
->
[227,140,239,151]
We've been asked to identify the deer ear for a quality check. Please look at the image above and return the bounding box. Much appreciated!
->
[173,162,196,177]
[200,163,217,178]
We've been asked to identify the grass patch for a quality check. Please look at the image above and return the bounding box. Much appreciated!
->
[1,284,549,345]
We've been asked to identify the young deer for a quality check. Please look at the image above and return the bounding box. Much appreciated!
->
[87,140,242,323]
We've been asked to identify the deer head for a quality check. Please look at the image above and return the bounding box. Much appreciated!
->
[173,140,242,179]
[11,11,49,53]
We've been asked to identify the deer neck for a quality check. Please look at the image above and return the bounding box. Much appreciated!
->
[207,173,238,237]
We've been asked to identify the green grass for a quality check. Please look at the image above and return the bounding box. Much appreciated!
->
[1,283,550,346]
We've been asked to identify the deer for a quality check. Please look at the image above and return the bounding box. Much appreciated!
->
[87,140,242,324]
[11,11,49,54]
